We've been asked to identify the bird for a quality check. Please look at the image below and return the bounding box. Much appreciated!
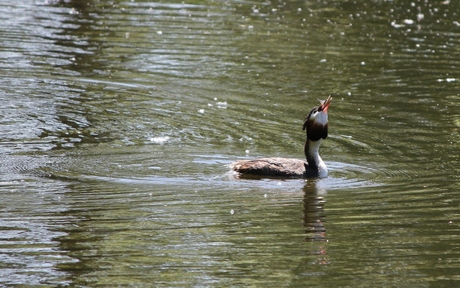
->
[230,96,332,178]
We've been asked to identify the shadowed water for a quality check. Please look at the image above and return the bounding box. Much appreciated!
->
[0,0,459,286]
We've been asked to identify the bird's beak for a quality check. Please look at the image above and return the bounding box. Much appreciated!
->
[320,96,332,113]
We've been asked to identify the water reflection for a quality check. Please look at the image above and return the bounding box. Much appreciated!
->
[302,180,329,268]
[302,180,327,242]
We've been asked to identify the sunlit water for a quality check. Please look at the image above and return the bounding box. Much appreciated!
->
[0,0,459,286]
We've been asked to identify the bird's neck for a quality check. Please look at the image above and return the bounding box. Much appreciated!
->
[304,139,328,177]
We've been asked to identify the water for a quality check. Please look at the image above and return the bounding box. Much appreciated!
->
[0,0,459,286]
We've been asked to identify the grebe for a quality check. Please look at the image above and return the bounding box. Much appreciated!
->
[230,96,332,178]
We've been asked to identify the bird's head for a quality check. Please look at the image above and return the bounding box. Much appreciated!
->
[302,95,332,141]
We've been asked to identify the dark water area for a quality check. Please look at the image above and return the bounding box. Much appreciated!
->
[0,0,459,286]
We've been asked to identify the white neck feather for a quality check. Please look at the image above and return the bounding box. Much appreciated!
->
[306,139,328,177]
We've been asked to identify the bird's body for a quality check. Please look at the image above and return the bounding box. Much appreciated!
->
[230,157,320,178]
[230,96,332,178]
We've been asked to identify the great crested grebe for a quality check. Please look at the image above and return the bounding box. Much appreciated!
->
[230,96,332,178]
